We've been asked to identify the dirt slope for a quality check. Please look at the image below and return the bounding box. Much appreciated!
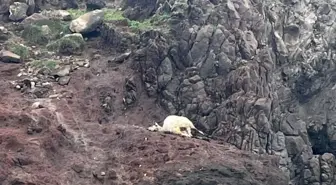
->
[0,35,289,185]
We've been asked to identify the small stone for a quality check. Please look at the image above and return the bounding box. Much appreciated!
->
[109,52,131,63]
[84,63,90,68]
[101,172,105,176]
[93,54,101,59]
[108,170,118,180]
[76,61,85,67]
[16,85,21,89]
[58,76,71,85]
[27,127,34,135]
[72,163,84,173]
[0,50,21,63]
[53,65,71,77]
[189,75,202,83]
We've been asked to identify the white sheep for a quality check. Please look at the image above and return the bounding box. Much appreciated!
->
[147,115,205,138]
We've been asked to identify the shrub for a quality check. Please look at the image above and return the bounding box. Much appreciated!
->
[47,33,85,55]
[31,59,58,70]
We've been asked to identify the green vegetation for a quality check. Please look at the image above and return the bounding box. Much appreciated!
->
[103,9,125,21]
[128,19,153,32]
[8,44,29,60]
[20,8,170,51]
[30,59,58,70]
[67,8,86,19]
[33,19,71,37]
[22,25,49,45]
[68,8,126,21]
[22,20,70,45]
[67,8,170,32]
[47,33,85,55]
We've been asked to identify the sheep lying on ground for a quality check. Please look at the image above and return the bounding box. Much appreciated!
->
[148,115,205,138]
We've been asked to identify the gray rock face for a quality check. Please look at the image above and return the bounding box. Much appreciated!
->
[100,23,137,53]
[122,0,159,21]
[9,2,29,21]
[0,0,11,15]
[122,0,336,184]
[69,10,104,33]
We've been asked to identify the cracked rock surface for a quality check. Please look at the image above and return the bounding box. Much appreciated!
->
[124,0,336,184]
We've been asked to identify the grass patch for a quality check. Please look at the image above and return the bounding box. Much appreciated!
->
[67,8,86,19]
[127,14,170,32]
[128,19,153,32]
[68,8,126,21]
[31,59,58,69]
[103,9,125,21]
[8,44,29,59]
[22,25,49,45]
[66,8,170,32]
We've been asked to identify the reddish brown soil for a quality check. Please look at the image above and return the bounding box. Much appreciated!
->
[0,38,289,185]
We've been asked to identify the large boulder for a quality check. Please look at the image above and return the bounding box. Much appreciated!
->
[69,9,104,33]
[8,2,29,21]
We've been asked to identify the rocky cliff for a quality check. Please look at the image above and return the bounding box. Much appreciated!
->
[114,0,336,184]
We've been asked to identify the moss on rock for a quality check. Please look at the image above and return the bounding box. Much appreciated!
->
[47,33,85,55]
[22,19,71,45]
[22,24,49,45]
